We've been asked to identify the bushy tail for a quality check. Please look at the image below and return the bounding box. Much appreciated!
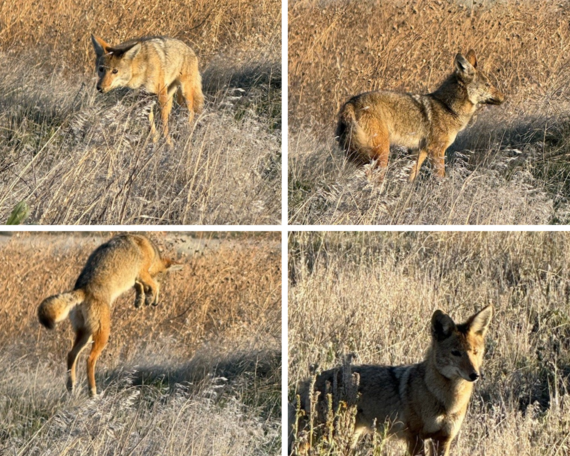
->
[193,73,205,114]
[335,101,370,164]
[38,289,86,329]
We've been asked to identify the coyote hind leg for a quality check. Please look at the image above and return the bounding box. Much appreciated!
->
[86,303,110,397]
[366,118,390,184]
[67,329,91,393]
[178,75,203,124]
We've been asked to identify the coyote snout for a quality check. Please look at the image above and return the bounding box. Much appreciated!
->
[37,234,183,397]
[91,35,204,145]
[293,305,493,456]
[336,50,505,182]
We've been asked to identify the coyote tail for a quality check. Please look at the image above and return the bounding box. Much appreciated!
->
[336,102,369,163]
[193,77,205,114]
[38,289,86,329]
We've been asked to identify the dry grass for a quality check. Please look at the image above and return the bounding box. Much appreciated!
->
[0,232,281,455]
[289,231,570,455]
[0,0,281,225]
[289,0,570,225]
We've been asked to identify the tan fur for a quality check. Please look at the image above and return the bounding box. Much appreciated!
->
[336,50,504,181]
[37,234,182,397]
[91,35,204,145]
[295,306,493,456]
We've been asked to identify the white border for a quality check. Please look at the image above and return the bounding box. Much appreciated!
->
[281,0,289,453]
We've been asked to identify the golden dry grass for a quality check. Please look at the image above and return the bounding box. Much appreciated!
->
[0,0,278,73]
[0,232,281,455]
[289,231,570,454]
[289,0,570,225]
[0,0,281,225]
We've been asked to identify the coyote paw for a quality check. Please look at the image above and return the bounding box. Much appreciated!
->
[134,291,145,308]
[134,282,145,308]
[364,165,387,193]
[144,292,155,307]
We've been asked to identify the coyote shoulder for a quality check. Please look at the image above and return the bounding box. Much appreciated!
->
[91,35,204,145]
[295,305,493,455]
[38,234,182,396]
[336,50,504,181]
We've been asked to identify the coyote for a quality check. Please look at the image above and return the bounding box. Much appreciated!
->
[294,305,493,455]
[38,234,182,397]
[336,50,504,181]
[91,35,204,145]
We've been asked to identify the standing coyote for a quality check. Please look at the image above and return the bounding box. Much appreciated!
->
[336,50,504,181]
[38,234,182,397]
[91,35,204,145]
[294,305,493,455]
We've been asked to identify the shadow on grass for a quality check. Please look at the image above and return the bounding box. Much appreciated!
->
[103,348,281,392]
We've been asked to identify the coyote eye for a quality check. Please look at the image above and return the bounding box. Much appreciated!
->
[112,69,118,74]
[451,350,462,357]
[98,66,104,73]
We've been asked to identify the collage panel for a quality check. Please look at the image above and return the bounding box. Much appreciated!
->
[0,231,281,454]
[289,0,570,225]
[288,231,570,454]
[0,0,281,225]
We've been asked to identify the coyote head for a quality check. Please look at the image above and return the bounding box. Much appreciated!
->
[455,50,505,106]
[431,305,493,382]
[151,257,184,277]
[91,35,141,93]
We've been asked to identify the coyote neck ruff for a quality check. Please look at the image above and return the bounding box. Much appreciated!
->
[430,75,477,126]
[297,305,493,456]
[422,346,474,422]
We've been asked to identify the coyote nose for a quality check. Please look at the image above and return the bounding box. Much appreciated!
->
[469,372,480,382]
[97,85,103,93]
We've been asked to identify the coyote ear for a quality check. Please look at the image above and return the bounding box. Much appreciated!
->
[124,42,141,59]
[466,305,493,337]
[455,53,476,79]
[110,42,141,60]
[431,310,456,341]
[465,49,477,68]
[91,35,111,57]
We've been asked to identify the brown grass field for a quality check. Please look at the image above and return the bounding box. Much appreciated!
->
[289,0,570,225]
[0,0,281,225]
[0,232,281,455]
[289,231,570,454]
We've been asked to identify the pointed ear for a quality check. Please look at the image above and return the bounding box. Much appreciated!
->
[110,42,141,60]
[466,49,477,68]
[431,310,456,341]
[91,35,111,57]
[163,258,184,272]
[455,53,476,79]
[466,305,493,337]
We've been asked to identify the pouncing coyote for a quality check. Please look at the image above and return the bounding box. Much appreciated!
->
[38,234,182,397]
[91,35,204,145]
[293,305,493,455]
[336,50,504,182]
